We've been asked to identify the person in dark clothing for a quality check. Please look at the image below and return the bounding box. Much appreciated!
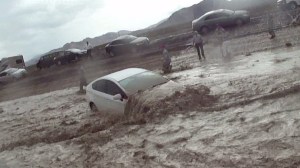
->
[193,31,205,61]
[268,14,276,39]
[79,66,87,93]
[161,45,172,74]
[86,41,93,58]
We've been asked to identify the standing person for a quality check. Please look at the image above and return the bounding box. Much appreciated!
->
[161,45,172,74]
[215,24,226,57]
[79,66,87,93]
[86,41,93,58]
[192,31,205,61]
[268,14,276,39]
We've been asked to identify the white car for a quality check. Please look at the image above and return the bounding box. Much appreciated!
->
[0,68,27,84]
[86,68,168,115]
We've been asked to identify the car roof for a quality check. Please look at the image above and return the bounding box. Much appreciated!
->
[100,68,148,82]
[200,9,233,19]
[115,35,137,41]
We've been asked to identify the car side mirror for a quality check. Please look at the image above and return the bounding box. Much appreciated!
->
[113,94,122,101]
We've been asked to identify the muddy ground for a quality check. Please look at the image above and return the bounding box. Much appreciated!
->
[0,41,300,167]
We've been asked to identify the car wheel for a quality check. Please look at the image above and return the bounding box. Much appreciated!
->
[200,26,209,34]
[289,2,297,10]
[90,103,98,113]
[236,19,243,26]
[109,51,115,57]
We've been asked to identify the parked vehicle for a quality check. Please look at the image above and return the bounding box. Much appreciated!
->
[105,35,150,56]
[0,55,25,72]
[192,9,250,34]
[86,68,168,114]
[278,0,300,10]
[54,49,86,65]
[36,54,56,69]
[0,68,27,85]
[37,49,87,69]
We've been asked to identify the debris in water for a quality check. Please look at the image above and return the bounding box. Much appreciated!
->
[245,52,252,56]
[286,42,292,47]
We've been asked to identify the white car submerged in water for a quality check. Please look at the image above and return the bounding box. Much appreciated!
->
[86,68,168,115]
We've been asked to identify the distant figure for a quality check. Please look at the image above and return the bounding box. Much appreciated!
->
[161,45,172,74]
[268,14,276,39]
[86,41,93,58]
[192,31,205,61]
[215,24,226,57]
[79,66,87,93]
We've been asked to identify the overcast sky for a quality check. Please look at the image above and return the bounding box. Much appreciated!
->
[0,0,201,61]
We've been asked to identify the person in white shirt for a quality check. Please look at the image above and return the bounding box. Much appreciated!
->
[215,24,226,57]
[193,31,205,61]
[79,66,87,93]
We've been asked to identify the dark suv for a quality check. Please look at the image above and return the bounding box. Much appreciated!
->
[36,54,56,69]
[105,35,149,56]
[53,51,81,65]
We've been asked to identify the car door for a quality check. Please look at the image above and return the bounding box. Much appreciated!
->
[204,13,224,29]
[91,79,111,113]
[103,80,128,114]
[218,12,233,27]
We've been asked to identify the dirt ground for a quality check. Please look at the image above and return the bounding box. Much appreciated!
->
[0,40,300,167]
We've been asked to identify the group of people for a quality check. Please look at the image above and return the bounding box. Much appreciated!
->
[161,13,277,74]
[79,14,278,91]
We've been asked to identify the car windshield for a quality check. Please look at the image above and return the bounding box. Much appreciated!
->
[223,9,234,15]
[119,71,168,94]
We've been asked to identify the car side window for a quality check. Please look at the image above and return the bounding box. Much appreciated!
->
[111,40,122,45]
[92,80,106,92]
[92,79,127,98]
[205,13,223,20]
[104,80,127,98]
[222,13,230,17]
[16,59,23,64]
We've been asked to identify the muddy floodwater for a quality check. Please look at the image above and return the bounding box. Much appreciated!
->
[0,47,300,167]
